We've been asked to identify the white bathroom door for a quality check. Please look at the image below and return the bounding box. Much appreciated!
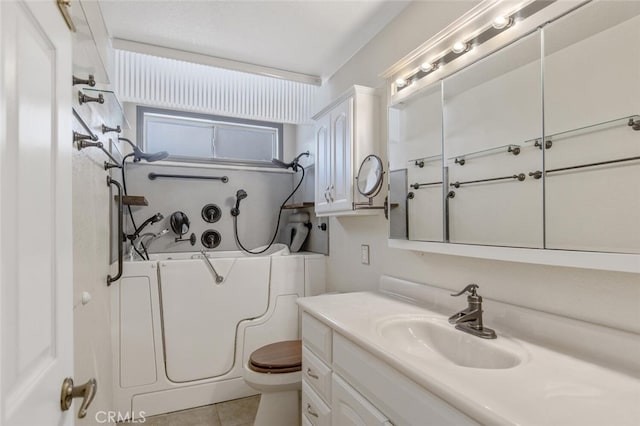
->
[0,1,73,425]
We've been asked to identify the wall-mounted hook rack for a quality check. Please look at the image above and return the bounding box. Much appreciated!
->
[102,124,121,134]
[72,75,95,87]
[73,131,97,143]
[74,133,122,167]
[78,91,104,105]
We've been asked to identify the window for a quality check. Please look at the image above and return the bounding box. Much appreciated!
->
[137,106,283,166]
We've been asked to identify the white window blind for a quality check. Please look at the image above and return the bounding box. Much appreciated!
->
[115,49,318,124]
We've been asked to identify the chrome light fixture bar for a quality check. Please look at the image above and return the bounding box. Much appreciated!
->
[395,0,553,92]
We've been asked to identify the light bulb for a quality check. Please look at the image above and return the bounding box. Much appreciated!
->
[420,62,437,73]
[452,41,469,54]
[492,16,513,30]
[395,78,407,88]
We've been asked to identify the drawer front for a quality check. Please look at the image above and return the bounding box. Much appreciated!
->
[332,374,391,426]
[333,333,479,426]
[302,380,331,426]
[303,346,332,403]
[302,312,332,363]
[303,414,313,426]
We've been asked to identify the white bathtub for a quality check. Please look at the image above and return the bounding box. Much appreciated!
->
[147,243,290,260]
[111,246,324,419]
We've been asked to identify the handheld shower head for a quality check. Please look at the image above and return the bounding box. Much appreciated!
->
[271,151,310,171]
[119,137,169,163]
[231,189,248,217]
[129,212,164,241]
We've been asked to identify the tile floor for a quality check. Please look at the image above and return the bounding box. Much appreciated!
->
[140,395,260,426]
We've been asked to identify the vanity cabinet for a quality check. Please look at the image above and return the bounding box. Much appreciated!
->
[313,86,380,216]
[301,312,475,426]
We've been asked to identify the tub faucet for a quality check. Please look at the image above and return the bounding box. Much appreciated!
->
[448,284,496,339]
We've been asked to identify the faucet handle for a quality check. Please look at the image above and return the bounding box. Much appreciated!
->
[451,284,479,297]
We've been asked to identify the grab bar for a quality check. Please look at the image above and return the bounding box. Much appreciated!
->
[528,156,640,178]
[200,250,224,284]
[410,181,442,189]
[107,177,123,285]
[148,173,229,183]
[450,173,526,188]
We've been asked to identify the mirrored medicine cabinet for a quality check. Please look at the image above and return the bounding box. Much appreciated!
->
[388,1,640,263]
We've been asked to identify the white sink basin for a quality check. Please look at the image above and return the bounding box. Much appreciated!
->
[377,316,526,369]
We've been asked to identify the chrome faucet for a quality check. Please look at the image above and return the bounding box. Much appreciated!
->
[448,284,497,339]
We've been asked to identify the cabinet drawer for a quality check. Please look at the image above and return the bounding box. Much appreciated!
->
[303,346,332,403]
[332,374,392,426]
[302,381,331,426]
[333,333,478,426]
[302,313,332,363]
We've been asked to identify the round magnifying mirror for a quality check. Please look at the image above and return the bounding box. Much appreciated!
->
[356,155,384,197]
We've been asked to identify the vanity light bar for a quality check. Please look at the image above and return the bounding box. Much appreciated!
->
[395,0,553,92]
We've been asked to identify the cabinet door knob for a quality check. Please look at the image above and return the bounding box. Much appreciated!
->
[306,368,319,379]
[306,403,319,417]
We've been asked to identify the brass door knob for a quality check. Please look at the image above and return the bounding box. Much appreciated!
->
[60,377,97,419]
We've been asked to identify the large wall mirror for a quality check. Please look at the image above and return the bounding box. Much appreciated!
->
[388,0,640,256]
[444,30,543,248]
[388,83,443,242]
[543,1,640,253]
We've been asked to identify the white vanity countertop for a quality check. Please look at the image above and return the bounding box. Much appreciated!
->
[298,291,640,426]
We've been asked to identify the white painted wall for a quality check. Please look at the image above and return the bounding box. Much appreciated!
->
[72,131,115,424]
[307,1,640,335]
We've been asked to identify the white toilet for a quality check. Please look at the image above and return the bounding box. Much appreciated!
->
[243,340,302,426]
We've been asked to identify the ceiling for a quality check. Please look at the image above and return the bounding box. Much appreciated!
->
[99,0,411,81]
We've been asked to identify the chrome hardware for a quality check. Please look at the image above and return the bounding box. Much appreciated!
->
[201,230,221,249]
[73,131,97,143]
[411,181,442,190]
[534,139,553,150]
[200,250,224,284]
[407,192,414,200]
[529,170,543,179]
[306,368,319,379]
[454,157,466,166]
[447,191,455,199]
[107,177,123,285]
[175,232,197,246]
[628,117,640,131]
[60,377,97,419]
[507,145,521,155]
[449,284,496,339]
[414,160,425,168]
[101,124,121,134]
[317,222,327,231]
[201,204,221,223]
[72,75,95,87]
[450,173,525,188]
[328,184,334,202]
[306,403,319,418]
[78,91,104,105]
[147,172,228,182]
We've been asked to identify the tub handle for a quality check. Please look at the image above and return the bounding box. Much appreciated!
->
[200,250,224,284]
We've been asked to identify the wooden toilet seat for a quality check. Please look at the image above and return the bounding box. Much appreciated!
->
[248,340,302,374]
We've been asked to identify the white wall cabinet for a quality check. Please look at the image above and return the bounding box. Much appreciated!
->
[313,86,380,216]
